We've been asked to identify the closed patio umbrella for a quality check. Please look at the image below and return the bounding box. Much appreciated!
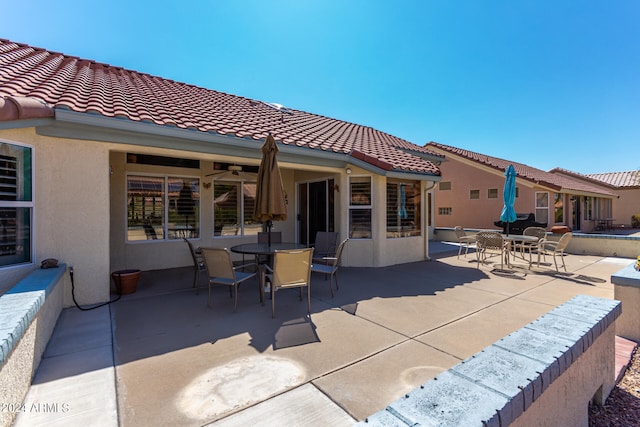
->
[253,134,287,247]
[500,164,517,235]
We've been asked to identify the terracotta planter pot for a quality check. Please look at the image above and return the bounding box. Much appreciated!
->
[112,269,141,295]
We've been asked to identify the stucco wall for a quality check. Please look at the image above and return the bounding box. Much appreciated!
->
[0,128,110,306]
[613,187,640,227]
[510,324,616,427]
[435,157,547,229]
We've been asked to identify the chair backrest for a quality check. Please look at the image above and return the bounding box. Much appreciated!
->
[328,238,349,268]
[523,227,546,240]
[314,231,339,256]
[258,231,282,244]
[475,232,504,250]
[555,232,573,251]
[272,248,313,288]
[200,247,235,280]
[454,226,466,239]
[184,238,200,263]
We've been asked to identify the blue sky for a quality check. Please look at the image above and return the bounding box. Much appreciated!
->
[4,1,639,174]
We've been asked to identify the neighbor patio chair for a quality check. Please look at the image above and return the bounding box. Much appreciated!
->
[200,247,258,311]
[513,227,547,263]
[311,231,339,264]
[475,231,509,270]
[311,238,348,297]
[537,232,573,272]
[184,238,206,290]
[454,226,476,259]
[263,247,314,318]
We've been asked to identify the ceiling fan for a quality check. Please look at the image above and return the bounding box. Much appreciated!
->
[205,165,256,181]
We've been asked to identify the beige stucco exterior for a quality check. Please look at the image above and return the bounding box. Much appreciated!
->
[431,152,616,233]
[1,124,438,305]
[612,187,640,227]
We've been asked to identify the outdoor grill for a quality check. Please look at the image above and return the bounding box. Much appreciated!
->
[494,212,547,235]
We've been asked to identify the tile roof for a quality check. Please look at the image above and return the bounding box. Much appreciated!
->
[0,39,442,177]
[585,171,640,189]
[550,168,640,190]
[426,142,617,197]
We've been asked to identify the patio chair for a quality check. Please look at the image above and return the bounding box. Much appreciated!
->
[454,226,476,259]
[200,247,258,311]
[184,238,206,290]
[311,238,348,297]
[312,231,339,264]
[537,232,573,272]
[475,232,508,270]
[513,227,547,264]
[256,231,282,264]
[263,247,314,318]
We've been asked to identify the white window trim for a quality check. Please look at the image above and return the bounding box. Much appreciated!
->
[0,140,35,268]
[126,173,201,243]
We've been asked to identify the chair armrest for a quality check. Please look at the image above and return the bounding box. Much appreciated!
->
[538,240,559,250]
[234,262,258,271]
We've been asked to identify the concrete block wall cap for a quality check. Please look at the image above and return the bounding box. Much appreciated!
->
[388,370,507,426]
[525,314,591,343]
[494,328,573,366]
[564,294,622,314]
[355,409,409,426]
[551,302,609,326]
[611,262,640,288]
[452,345,546,410]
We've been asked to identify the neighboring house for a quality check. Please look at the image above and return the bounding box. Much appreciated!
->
[551,169,640,228]
[0,39,445,303]
[425,142,618,232]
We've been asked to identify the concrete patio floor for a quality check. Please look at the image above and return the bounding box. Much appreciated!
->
[14,242,633,426]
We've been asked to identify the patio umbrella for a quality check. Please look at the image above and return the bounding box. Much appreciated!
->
[253,134,287,247]
[500,164,517,235]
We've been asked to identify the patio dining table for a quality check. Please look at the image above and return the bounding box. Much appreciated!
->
[501,234,540,268]
[231,242,309,304]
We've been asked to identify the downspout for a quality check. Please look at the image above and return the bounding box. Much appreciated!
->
[424,181,437,261]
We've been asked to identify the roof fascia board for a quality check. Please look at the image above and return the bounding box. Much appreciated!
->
[44,110,440,181]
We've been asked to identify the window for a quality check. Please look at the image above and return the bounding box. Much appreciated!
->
[127,175,200,241]
[386,180,420,238]
[213,180,261,236]
[349,176,371,238]
[488,188,498,199]
[438,207,452,215]
[535,192,549,224]
[439,181,451,191]
[0,142,32,267]
[554,193,563,223]
[469,190,480,199]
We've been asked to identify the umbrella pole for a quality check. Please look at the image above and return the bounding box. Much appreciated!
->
[267,220,272,248]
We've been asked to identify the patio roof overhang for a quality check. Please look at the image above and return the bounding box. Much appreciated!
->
[32,109,442,182]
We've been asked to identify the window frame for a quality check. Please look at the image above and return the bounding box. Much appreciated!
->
[348,175,372,239]
[386,179,420,238]
[535,191,550,225]
[0,140,34,268]
[126,174,201,242]
[212,179,261,238]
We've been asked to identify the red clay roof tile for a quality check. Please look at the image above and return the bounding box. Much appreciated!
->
[0,38,442,176]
